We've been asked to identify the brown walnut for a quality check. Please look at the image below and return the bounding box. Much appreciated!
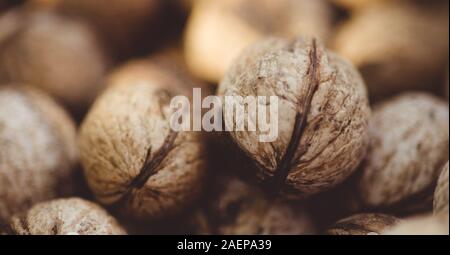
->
[0,85,78,223]
[326,213,400,235]
[218,37,371,199]
[434,162,449,215]
[383,213,449,235]
[358,93,449,210]
[5,197,126,235]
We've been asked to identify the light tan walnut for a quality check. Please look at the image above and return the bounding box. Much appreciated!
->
[78,61,207,221]
[434,162,449,215]
[333,1,449,101]
[5,198,126,235]
[383,213,449,235]
[358,93,449,211]
[184,0,334,83]
[326,213,401,235]
[218,37,371,199]
[0,85,78,223]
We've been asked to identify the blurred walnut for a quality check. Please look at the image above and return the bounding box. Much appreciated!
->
[218,37,370,199]
[0,9,109,114]
[0,86,77,223]
[434,162,449,215]
[333,1,449,101]
[358,93,449,211]
[184,0,334,83]
[207,175,316,235]
[383,213,449,235]
[5,198,126,235]
[326,213,400,235]
[78,60,207,221]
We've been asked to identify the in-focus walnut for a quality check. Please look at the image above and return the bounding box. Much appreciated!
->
[29,0,160,57]
[218,37,371,199]
[0,85,78,223]
[333,1,449,101]
[383,213,449,235]
[434,162,449,215]
[206,175,316,235]
[0,8,109,114]
[326,213,401,235]
[5,198,126,235]
[184,0,334,83]
[358,93,449,211]
[78,60,207,221]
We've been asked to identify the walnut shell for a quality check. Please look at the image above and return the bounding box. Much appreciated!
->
[326,213,400,235]
[333,1,449,101]
[5,198,126,235]
[207,175,316,235]
[0,86,77,223]
[218,37,371,199]
[0,9,108,113]
[434,162,449,215]
[383,213,449,235]
[184,0,334,83]
[358,93,449,210]
[78,61,207,221]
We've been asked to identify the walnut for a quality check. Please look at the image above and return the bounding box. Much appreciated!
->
[333,1,449,101]
[218,37,371,199]
[434,162,449,215]
[383,213,449,235]
[358,93,449,211]
[78,60,207,221]
[0,85,77,223]
[207,175,316,235]
[5,198,126,235]
[184,0,334,83]
[326,213,401,235]
[0,8,109,114]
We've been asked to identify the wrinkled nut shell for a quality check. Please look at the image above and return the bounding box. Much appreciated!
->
[0,9,108,111]
[208,176,316,235]
[218,37,370,198]
[434,162,449,214]
[184,0,333,82]
[326,213,400,235]
[359,93,449,210]
[383,213,449,235]
[333,1,449,101]
[0,86,77,223]
[5,198,126,235]
[78,61,206,221]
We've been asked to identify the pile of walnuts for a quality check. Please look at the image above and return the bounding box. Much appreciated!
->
[0,0,448,235]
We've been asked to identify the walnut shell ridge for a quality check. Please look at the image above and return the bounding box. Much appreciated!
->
[0,85,78,223]
[434,162,449,215]
[358,93,449,210]
[326,213,400,235]
[78,62,207,221]
[218,37,371,199]
[6,197,126,235]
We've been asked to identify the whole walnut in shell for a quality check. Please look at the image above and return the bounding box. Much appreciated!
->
[5,198,126,235]
[0,9,109,113]
[184,0,334,83]
[383,213,449,235]
[218,37,371,199]
[333,1,449,101]
[78,61,207,221]
[206,175,316,235]
[358,93,449,211]
[0,86,77,223]
[326,213,400,235]
[434,162,449,215]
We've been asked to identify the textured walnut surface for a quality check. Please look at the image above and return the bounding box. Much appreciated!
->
[0,9,108,111]
[5,197,126,235]
[358,93,449,210]
[184,0,333,82]
[383,213,449,235]
[333,1,449,101]
[218,37,370,199]
[326,213,400,235]
[79,62,206,221]
[208,175,316,235]
[0,86,77,223]
[434,162,449,215]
